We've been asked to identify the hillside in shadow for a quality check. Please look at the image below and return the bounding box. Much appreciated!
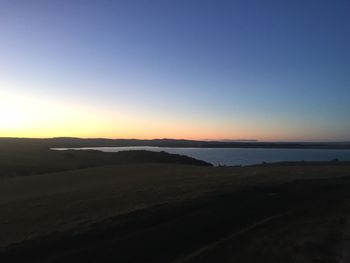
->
[0,145,211,177]
[1,137,350,149]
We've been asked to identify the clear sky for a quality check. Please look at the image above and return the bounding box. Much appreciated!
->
[1,0,349,141]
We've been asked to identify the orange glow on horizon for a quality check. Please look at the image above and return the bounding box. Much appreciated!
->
[0,90,343,142]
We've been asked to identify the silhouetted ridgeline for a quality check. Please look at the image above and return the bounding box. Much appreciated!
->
[1,137,350,149]
[0,147,211,177]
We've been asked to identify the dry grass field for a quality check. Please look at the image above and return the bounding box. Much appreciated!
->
[1,162,350,262]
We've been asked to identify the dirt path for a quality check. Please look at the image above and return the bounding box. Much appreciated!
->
[173,211,292,263]
[338,220,350,263]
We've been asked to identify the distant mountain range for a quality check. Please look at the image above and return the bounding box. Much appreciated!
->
[209,139,259,142]
[1,137,350,149]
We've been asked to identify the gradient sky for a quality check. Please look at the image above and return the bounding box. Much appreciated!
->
[1,0,349,141]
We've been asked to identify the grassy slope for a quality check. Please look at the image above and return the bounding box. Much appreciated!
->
[1,163,350,262]
[0,145,211,177]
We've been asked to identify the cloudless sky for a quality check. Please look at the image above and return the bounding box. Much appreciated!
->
[1,0,349,141]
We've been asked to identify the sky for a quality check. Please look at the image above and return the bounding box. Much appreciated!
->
[0,0,349,141]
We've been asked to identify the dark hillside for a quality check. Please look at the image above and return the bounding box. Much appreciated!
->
[0,147,211,177]
[1,137,350,149]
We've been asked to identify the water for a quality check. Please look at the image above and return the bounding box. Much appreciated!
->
[53,146,350,166]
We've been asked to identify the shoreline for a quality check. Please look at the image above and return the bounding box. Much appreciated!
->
[1,137,350,150]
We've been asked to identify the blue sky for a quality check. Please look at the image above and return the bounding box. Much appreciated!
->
[1,0,349,140]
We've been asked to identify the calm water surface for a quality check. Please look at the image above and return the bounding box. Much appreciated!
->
[54,147,350,166]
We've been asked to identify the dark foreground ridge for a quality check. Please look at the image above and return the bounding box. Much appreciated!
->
[2,174,350,263]
[0,147,211,177]
[1,137,350,149]
[2,137,350,262]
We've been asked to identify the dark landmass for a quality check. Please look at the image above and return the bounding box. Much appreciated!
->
[0,146,211,177]
[1,163,350,262]
[1,137,350,262]
[210,139,259,142]
[1,137,350,149]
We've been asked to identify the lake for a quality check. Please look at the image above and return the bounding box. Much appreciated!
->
[53,146,350,166]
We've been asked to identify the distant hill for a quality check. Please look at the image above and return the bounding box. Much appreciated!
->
[0,146,212,177]
[0,137,349,149]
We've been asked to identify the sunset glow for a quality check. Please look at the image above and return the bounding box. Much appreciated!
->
[1,1,349,141]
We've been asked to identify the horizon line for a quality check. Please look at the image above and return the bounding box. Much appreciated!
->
[1,136,349,144]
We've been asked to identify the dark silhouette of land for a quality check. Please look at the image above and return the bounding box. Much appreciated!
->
[1,162,350,262]
[1,137,350,149]
[0,144,211,178]
[1,137,350,262]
